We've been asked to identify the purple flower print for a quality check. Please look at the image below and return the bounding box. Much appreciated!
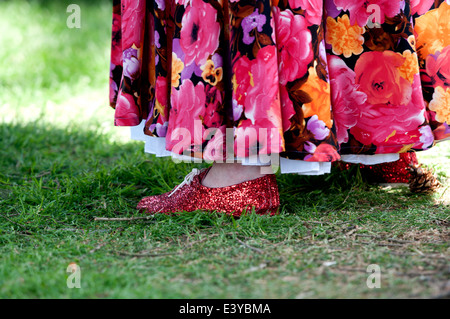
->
[150,122,168,137]
[173,38,202,81]
[123,48,140,79]
[307,115,330,140]
[212,53,223,68]
[155,30,160,48]
[155,0,165,10]
[419,126,434,149]
[304,141,316,154]
[147,102,155,122]
[241,9,266,45]
[445,123,450,135]
[154,31,160,65]
[324,0,341,18]
[156,122,168,137]
[110,62,115,78]
[232,99,243,121]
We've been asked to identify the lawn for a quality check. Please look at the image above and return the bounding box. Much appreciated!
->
[0,0,449,299]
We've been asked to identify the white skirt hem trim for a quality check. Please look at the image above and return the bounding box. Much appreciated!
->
[130,121,400,175]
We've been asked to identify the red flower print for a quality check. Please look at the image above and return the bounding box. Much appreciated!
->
[350,75,426,153]
[355,51,412,106]
[305,143,340,162]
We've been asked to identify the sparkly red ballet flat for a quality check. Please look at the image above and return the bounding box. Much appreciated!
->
[136,168,280,217]
[337,153,419,184]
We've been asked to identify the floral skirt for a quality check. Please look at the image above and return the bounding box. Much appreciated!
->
[109,0,450,174]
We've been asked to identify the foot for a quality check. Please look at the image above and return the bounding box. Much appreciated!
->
[201,163,271,188]
[136,167,279,217]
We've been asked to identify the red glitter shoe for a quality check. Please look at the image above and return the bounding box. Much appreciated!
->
[337,152,419,184]
[137,168,280,217]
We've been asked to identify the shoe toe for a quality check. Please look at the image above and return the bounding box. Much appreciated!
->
[136,193,168,213]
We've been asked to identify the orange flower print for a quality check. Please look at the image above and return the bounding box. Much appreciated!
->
[397,50,420,84]
[429,86,450,124]
[172,52,184,88]
[325,14,365,58]
[415,1,450,58]
[301,63,332,128]
[201,59,223,86]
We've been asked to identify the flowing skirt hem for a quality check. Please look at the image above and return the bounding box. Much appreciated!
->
[130,121,400,175]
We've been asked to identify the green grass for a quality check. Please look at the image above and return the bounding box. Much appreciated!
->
[0,0,449,299]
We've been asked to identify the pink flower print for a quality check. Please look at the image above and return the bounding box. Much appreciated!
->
[121,0,145,49]
[243,45,281,129]
[234,51,284,156]
[175,0,191,6]
[280,85,295,132]
[166,80,206,153]
[203,126,226,162]
[333,0,402,27]
[155,76,168,115]
[204,100,222,128]
[234,121,258,158]
[288,0,323,25]
[410,0,434,15]
[180,0,220,67]
[114,92,140,126]
[328,55,365,143]
[273,7,313,85]
[232,54,253,108]
[234,119,282,157]
[203,85,223,128]
[110,13,122,66]
[426,46,450,88]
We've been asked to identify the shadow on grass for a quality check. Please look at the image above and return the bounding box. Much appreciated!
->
[1,120,445,223]
[1,122,448,299]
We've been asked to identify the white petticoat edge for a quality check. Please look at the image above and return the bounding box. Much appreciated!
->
[130,121,400,176]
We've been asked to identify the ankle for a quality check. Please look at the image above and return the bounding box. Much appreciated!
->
[201,163,272,188]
